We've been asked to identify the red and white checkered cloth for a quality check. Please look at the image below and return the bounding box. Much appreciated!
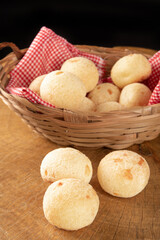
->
[6,26,160,107]
[6,26,106,108]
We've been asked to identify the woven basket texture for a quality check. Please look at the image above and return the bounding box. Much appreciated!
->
[0,43,160,149]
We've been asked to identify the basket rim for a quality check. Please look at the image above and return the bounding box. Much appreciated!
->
[1,86,160,116]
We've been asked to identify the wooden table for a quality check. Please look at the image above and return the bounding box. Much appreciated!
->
[0,98,160,240]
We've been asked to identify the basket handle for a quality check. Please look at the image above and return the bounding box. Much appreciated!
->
[0,42,24,60]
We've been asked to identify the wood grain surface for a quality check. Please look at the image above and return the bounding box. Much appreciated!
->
[0,98,160,240]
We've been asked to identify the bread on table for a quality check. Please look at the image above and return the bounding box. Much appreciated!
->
[40,147,93,183]
[43,178,99,230]
[97,150,150,198]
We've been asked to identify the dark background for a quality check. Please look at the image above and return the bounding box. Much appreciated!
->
[0,0,160,58]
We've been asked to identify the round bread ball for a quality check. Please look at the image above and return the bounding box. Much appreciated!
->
[96,101,123,113]
[61,57,99,92]
[119,83,152,108]
[111,54,152,88]
[97,150,150,198]
[40,147,93,183]
[29,74,47,95]
[78,97,96,113]
[43,178,99,230]
[88,83,120,105]
[40,70,86,111]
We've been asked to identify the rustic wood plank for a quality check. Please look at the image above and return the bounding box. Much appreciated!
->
[0,98,160,240]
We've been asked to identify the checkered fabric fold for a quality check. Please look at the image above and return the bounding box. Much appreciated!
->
[148,51,160,105]
[6,26,160,107]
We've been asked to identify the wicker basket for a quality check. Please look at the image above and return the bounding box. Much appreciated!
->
[0,42,160,149]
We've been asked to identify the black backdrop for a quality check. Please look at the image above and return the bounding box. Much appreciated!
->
[1,0,160,58]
